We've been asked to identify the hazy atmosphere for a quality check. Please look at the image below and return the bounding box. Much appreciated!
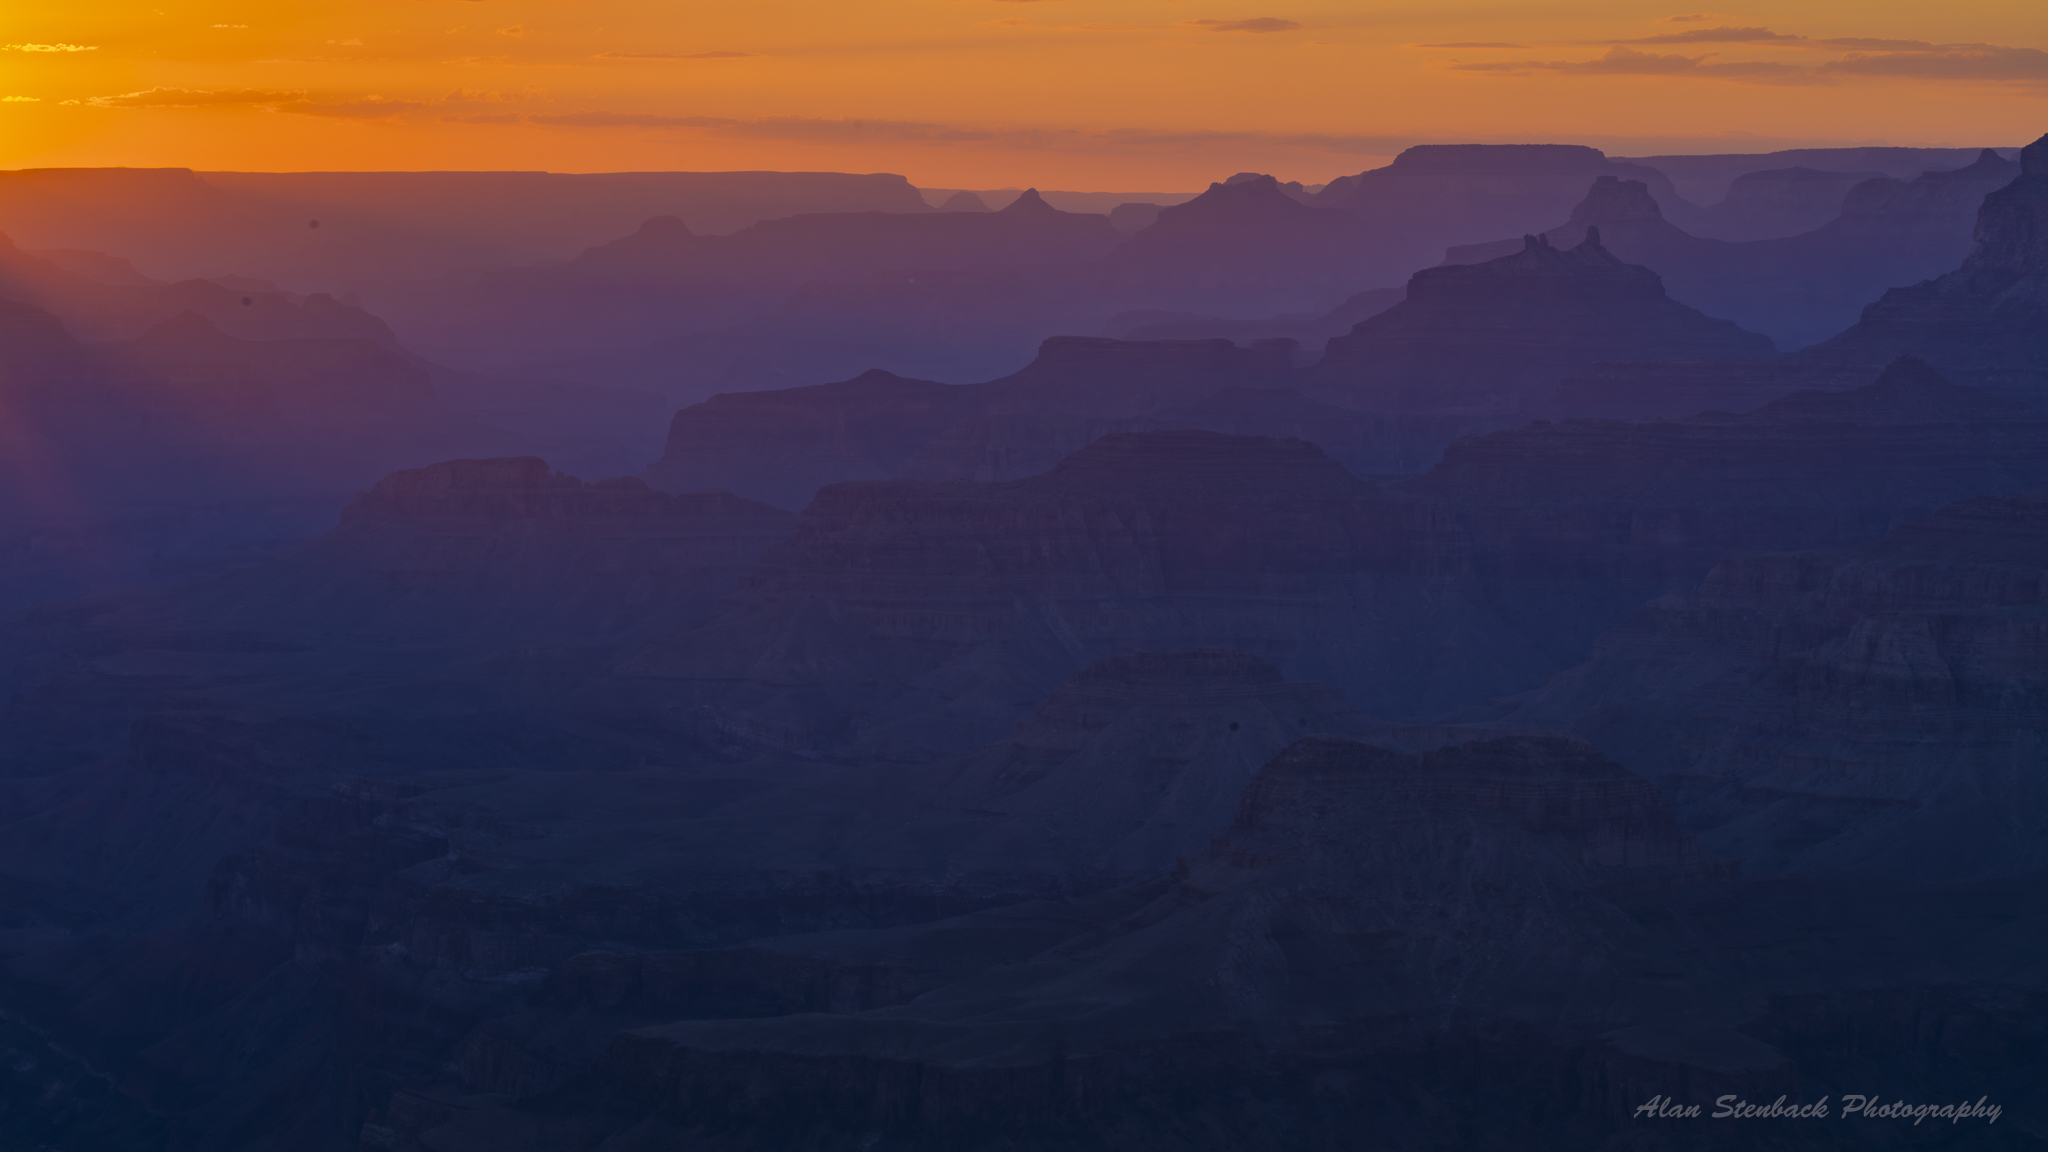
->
[1,1,2046,1150]
[7,1,2046,182]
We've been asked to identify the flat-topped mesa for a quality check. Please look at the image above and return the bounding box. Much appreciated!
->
[980,334,1298,416]
[1309,230,1775,413]
[1802,132,2048,393]
[1390,143,1613,172]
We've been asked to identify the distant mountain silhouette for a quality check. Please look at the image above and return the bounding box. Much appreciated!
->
[0,167,932,288]
[0,229,401,346]
[1621,144,2012,206]
[1310,230,1774,413]
[1687,165,1884,240]
[1806,132,2048,400]
[363,193,1121,370]
[1442,153,2021,350]
[937,190,992,212]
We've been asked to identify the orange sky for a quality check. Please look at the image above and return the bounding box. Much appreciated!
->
[2,1,2044,187]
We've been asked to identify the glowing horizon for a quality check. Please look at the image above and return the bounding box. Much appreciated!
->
[2,1,2043,188]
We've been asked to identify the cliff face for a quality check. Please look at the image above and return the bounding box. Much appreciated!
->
[386,734,1759,1151]
[642,369,977,510]
[1690,166,1885,241]
[1806,133,2048,399]
[1511,490,2048,882]
[978,334,1297,416]
[1417,357,2048,510]
[652,363,2048,758]
[1310,232,1774,414]
[1310,143,1708,276]
[643,336,1330,511]
[1107,176,1367,312]
[1439,156,2023,353]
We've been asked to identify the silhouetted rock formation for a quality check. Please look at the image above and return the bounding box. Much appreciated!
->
[642,336,1312,508]
[1622,144,2008,206]
[0,167,931,288]
[1512,489,2048,882]
[394,734,1758,1150]
[643,368,975,509]
[1690,166,1884,241]
[980,334,1297,414]
[1102,285,1403,351]
[1419,357,2048,510]
[937,190,992,212]
[0,229,402,346]
[1312,230,1774,413]
[1107,201,1163,234]
[1108,175,1363,311]
[363,195,1122,370]
[1442,155,2023,351]
[1806,132,2048,400]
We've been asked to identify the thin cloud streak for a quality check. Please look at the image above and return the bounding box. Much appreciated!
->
[1182,18,1303,34]
[87,87,307,108]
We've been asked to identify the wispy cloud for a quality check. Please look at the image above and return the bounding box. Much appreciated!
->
[1453,46,1815,83]
[596,50,757,59]
[1418,42,1524,49]
[3,96,40,102]
[1610,25,1798,44]
[1182,17,1302,33]
[287,99,426,118]
[1823,45,2048,80]
[1453,28,2048,86]
[86,87,308,108]
[1662,13,1713,22]
[4,43,98,52]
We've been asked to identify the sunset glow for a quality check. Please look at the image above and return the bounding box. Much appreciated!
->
[3,1,2043,185]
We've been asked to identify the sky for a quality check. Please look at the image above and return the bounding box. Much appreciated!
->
[2,1,2044,189]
